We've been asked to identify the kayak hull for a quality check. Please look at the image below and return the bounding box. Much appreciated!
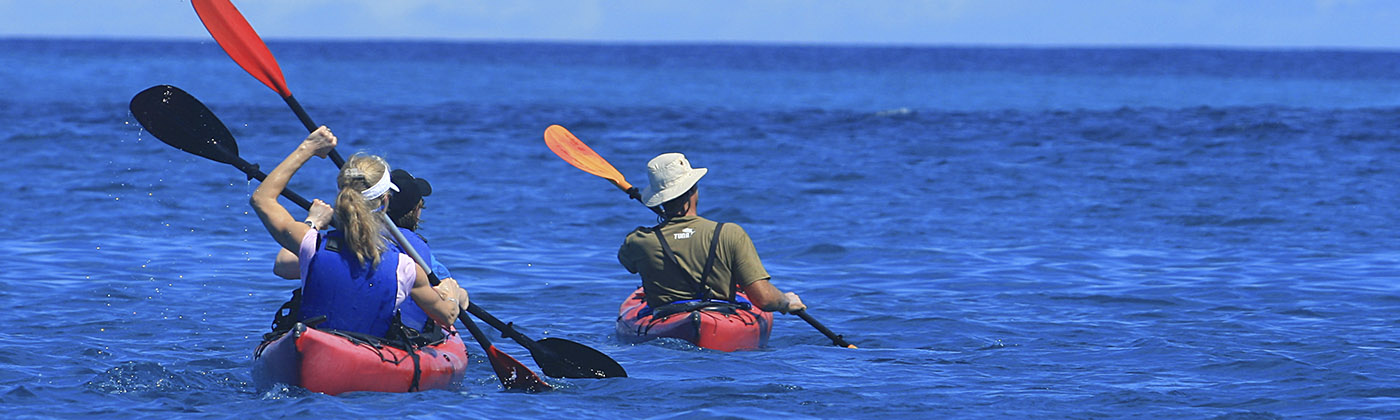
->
[252,323,468,395]
[616,287,773,352]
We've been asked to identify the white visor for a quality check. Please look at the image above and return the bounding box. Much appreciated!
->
[359,169,399,201]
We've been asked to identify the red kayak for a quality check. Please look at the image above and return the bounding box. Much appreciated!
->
[252,322,469,395]
[616,287,773,352]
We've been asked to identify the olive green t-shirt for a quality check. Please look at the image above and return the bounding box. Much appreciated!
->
[618,216,770,308]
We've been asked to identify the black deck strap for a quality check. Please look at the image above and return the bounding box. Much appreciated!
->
[653,222,706,300]
[266,288,305,339]
[696,223,725,301]
[405,341,422,392]
[654,221,729,302]
[651,300,746,319]
[385,311,425,392]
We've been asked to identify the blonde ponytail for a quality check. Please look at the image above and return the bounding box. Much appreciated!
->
[334,154,392,266]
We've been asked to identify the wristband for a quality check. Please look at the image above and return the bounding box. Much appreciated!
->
[303,219,317,230]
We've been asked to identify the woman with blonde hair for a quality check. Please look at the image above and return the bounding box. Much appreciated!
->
[250,126,467,337]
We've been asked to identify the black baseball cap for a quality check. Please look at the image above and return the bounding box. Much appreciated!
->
[387,169,432,221]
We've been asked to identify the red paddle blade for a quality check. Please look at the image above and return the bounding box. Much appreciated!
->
[485,345,553,392]
[191,0,291,97]
[543,125,634,191]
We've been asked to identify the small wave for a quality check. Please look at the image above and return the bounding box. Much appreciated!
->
[1164,215,1285,227]
[1207,411,1284,420]
[873,108,915,117]
[1211,120,1301,137]
[85,361,193,394]
[4,385,38,399]
[648,337,706,352]
[257,383,313,400]
[1052,294,1178,307]
[797,243,847,256]
[1220,217,1286,227]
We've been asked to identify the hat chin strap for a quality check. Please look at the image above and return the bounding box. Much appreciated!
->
[655,188,696,223]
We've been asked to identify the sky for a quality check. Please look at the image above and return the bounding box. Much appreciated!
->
[0,0,1397,50]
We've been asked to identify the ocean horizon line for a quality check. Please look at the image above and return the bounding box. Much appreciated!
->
[3,35,1398,54]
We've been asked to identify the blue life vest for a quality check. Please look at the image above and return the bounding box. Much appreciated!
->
[301,230,403,337]
[389,227,438,331]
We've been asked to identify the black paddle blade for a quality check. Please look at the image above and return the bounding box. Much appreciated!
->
[535,338,627,379]
[129,85,241,165]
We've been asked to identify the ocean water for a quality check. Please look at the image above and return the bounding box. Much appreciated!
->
[2,38,1400,418]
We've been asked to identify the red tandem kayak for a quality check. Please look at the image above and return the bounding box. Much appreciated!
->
[616,287,773,352]
[252,322,469,395]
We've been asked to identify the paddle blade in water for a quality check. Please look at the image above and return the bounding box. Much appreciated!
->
[535,338,627,379]
[191,0,291,97]
[544,125,633,191]
[460,316,552,392]
[484,345,553,393]
[129,85,241,165]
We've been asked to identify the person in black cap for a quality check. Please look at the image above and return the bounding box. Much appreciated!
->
[384,169,453,283]
[383,169,458,330]
[388,169,431,231]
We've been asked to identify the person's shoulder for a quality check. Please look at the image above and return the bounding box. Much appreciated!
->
[705,217,745,232]
[716,221,752,240]
[623,225,653,242]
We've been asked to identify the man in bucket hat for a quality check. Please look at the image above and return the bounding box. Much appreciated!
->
[618,153,806,317]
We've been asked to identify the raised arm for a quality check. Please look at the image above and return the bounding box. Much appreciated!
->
[271,199,334,279]
[250,126,337,252]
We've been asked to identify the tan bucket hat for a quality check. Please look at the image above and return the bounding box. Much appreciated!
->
[640,153,708,207]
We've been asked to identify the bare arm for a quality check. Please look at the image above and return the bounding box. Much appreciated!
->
[408,266,468,328]
[270,199,333,279]
[250,126,337,252]
[742,279,806,314]
[273,248,300,279]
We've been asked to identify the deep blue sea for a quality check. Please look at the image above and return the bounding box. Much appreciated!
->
[2,38,1399,418]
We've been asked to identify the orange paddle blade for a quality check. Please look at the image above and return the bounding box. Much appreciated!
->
[543,125,633,192]
[191,0,291,97]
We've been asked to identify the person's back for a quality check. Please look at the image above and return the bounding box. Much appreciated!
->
[302,229,405,336]
[619,215,769,308]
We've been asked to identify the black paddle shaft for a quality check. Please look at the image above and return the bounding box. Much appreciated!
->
[794,310,856,348]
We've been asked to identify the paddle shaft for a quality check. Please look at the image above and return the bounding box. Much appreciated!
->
[466,304,539,347]
[283,94,346,167]
[231,154,313,210]
[793,309,856,348]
